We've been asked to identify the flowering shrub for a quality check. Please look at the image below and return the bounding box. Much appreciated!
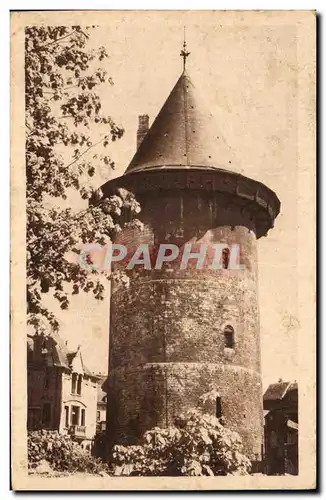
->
[112,409,251,476]
[28,430,110,474]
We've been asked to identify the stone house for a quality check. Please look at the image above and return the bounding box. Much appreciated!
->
[263,381,298,475]
[27,332,99,451]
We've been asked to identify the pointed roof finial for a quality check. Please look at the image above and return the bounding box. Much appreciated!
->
[180,26,190,72]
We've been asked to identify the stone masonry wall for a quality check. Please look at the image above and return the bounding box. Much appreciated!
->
[107,190,263,459]
[107,364,263,459]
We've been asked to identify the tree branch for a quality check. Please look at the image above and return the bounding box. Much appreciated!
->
[41,29,89,49]
[42,31,78,48]
[64,136,105,171]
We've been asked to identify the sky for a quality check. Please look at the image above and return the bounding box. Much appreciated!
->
[43,13,300,388]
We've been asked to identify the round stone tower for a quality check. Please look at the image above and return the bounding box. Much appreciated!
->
[99,63,280,460]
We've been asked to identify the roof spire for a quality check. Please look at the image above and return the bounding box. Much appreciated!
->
[180,26,190,72]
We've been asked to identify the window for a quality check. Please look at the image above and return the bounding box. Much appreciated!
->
[222,248,230,269]
[216,397,222,418]
[224,325,235,348]
[71,373,78,394]
[71,405,80,426]
[42,402,51,427]
[64,406,69,428]
[81,409,85,426]
[77,375,82,395]
[97,411,101,421]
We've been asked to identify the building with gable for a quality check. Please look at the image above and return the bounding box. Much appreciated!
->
[263,381,298,475]
[27,333,99,450]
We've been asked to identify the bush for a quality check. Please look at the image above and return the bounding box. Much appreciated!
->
[112,409,251,476]
[28,430,110,474]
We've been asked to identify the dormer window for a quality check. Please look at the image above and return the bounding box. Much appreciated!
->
[224,325,235,349]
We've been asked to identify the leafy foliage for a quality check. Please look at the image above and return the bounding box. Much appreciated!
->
[112,409,251,476]
[25,26,140,334]
[28,430,110,474]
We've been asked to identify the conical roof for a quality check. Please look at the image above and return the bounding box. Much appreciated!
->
[125,70,240,175]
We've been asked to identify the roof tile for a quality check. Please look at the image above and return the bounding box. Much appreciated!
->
[125,70,242,175]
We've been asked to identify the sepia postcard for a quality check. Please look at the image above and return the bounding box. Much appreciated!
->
[10,10,316,490]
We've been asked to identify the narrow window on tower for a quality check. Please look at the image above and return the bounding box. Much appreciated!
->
[222,248,230,269]
[216,397,222,418]
[64,406,69,428]
[224,325,235,349]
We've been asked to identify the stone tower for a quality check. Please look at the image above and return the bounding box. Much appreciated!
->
[99,52,280,460]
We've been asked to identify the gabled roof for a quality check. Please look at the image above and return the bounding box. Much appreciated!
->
[263,381,298,402]
[66,346,94,377]
[28,333,96,379]
[125,70,240,175]
[41,332,70,370]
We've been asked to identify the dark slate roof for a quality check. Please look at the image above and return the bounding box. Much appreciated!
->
[263,382,297,402]
[47,332,70,369]
[28,333,96,378]
[125,70,241,175]
[101,377,109,394]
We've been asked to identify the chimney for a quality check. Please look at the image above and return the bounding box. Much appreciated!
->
[33,334,43,362]
[137,114,149,149]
